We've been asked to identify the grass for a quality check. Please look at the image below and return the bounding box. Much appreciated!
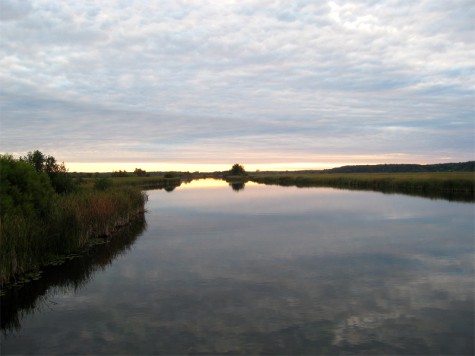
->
[110,176,181,187]
[0,187,146,287]
[249,172,475,200]
[79,176,181,190]
[1,217,147,331]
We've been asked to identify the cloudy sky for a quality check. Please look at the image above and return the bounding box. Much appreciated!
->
[1,0,473,172]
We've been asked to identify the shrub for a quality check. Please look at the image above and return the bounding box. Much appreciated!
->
[0,154,55,219]
[94,177,113,191]
[20,150,77,194]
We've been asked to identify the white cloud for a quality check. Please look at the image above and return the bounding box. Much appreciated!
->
[0,0,32,21]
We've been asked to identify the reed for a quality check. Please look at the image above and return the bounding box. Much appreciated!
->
[0,187,146,286]
[79,176,182,190]
[250,172,475,196]
[110,176,181,187]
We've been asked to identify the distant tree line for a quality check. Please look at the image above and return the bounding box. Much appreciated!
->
[111,170,129,177]
[321,161,475,174]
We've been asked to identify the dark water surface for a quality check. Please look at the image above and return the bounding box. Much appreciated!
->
[1,180,474,355]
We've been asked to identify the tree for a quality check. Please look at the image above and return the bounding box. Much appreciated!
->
[134,168,147,177]
[112,170,128,177]
[20,150,76,194]
[0,154,55,218]
[23,150,45,173]
[230,163,246,176]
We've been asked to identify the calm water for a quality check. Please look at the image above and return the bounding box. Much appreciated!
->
[1,180,474,355]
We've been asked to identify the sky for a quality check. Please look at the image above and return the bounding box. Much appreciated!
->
[0,0,474,172]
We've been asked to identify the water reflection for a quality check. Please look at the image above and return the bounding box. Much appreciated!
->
[1,217,146,333]
[1,182,473,355]
[272,181,474,202]
[230,181,245,191]
[138,179,182,192]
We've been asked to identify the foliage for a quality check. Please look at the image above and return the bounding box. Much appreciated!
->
[94,177,113,191]
[20,150,76,194]
[0,153,146,286]
[230,163,246,176]
[250,172,475,201]
[112,170,129,177]
[322,161,475,173]
[105,176,181,188]
[134,168,148,177]
[0,154,55,218]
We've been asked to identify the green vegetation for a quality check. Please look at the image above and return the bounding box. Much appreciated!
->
[249,172,475,200]
[2,156,473,286]
[103,175,181,189]
[134,168,148,177]
[73,175,182,192]
[1,217,146,331]
[224,163,248,183]
[94,177,113,190]
[0,153,146,287]
[230,163,246,176]
[20,150,77,194]
[321,161,474,173]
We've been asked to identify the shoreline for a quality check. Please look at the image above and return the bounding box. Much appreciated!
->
[0,187,147,288]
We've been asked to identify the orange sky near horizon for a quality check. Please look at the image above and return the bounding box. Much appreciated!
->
[66,162,342,173]
[66,157,450,173]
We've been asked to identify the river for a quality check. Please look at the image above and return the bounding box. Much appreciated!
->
[1,179,474,354]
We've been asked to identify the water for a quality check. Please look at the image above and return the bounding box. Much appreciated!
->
[1,179,474,355]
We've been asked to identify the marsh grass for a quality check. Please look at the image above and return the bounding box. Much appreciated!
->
[250,172,475,197]
[1,217,146,332]
[79,176,181,190]
[0,187,146,287]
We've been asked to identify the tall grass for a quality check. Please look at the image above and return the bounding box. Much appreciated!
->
[112,176,181,187]
[2,217,146,332]
[79,176,182,190]
[250,172,475,197]
[0,187,146,286]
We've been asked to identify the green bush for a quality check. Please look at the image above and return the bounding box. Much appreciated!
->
[0,154,55,218]
[0,154,146,286]
[94,177,113,191]
[20,150,77,194]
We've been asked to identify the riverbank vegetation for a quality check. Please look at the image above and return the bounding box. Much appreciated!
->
[223,163,248,183]
[1,217,146,332]
[2,157,473,286]
[248,172,474,200]
[0,153,147,287]
[77,176,182,191]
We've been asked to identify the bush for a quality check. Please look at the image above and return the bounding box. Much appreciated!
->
[0,154,146,285]
[20,150,77,194]
[0,154,55,218]
[230,163,246,175]
[94,177,113,191]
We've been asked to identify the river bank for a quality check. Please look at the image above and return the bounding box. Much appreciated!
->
[224,172,475,201]
[0,187,147,288]
[0,153,149,288]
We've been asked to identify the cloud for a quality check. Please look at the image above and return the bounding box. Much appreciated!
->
[0,0,32,21]
[0,0,473,168]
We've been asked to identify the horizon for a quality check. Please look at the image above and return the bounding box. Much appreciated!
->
[1,1,474,167]
[65,159,471,173]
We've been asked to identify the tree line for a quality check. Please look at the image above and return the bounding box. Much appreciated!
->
[320,161,475,174]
